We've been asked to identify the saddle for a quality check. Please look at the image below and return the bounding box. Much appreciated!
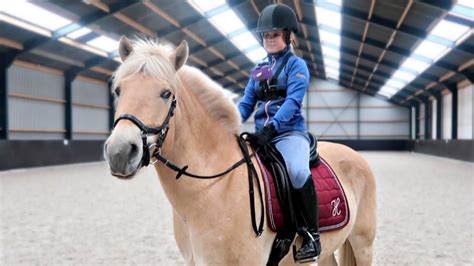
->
[248,132,350,265]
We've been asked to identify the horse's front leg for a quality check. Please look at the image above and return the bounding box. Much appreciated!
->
[173,209,194,265]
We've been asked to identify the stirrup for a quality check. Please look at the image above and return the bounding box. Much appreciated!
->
[292,231,319,263]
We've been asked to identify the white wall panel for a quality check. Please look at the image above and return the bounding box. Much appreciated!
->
[8,65,64,99]
[443,92,452,139]
[307,79,409,139]
[419,103,425,139]
[458,83,473,139]
[7,64,65,139]
[72,79,109,139]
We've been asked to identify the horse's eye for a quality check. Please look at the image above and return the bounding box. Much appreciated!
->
[161,90,172,99]
[114,87,121,97]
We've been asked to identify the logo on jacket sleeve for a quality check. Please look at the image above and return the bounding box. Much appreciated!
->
[296,73,306,79]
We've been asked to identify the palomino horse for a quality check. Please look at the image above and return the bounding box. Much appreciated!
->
[104,36,376,266]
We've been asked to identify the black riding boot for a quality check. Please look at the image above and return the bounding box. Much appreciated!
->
[293,177,321,262]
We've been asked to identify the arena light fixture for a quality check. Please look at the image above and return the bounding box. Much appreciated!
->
[0,1,71,31]
[190,1,265,64]
[315,0,342,81]
[377,2,473,98]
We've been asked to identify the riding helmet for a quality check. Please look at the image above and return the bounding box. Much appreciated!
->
[255,3,299,34]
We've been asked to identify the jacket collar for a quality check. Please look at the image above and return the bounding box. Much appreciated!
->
[267,46,291,62]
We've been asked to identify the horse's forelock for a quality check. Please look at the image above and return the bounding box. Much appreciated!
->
[112,38,178,90]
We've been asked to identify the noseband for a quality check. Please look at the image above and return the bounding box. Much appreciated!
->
[113,96,177,167]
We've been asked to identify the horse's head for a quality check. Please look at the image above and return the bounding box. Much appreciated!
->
[104,36,188,179]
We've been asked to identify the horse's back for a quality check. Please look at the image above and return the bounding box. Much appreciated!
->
[318,141,374,184]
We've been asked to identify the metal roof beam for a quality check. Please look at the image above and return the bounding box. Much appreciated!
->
[303,0,456,46]
[19,1,138,54]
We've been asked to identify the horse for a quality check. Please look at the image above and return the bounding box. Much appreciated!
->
[104,36,377,266]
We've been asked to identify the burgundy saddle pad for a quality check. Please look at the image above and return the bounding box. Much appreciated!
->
[257,156,350,232]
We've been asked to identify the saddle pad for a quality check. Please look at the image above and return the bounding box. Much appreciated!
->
[257,156,350,233]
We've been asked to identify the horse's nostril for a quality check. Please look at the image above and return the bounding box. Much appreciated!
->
[130,143,139,157]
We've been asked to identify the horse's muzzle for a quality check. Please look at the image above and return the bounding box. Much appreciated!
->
[104,139,142,179]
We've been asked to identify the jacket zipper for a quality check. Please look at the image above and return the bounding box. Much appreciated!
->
[264,100,271,126]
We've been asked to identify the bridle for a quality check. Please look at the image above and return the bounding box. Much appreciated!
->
[113,96,177,168]
[112,94,265,236]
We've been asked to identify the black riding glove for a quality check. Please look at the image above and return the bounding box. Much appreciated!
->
[248,124,277,147]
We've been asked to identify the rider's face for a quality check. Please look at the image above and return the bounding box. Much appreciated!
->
[263,30,287,53]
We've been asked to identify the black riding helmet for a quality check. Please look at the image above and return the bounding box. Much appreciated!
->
[254,3,298,44]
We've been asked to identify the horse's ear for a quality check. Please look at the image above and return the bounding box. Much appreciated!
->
[119,36,134,62]
[172,40,188,71]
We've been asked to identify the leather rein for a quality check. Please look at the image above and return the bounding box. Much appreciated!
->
[113,95,264,236]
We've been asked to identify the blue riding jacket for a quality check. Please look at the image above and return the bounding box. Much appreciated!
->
[238,47,310,134]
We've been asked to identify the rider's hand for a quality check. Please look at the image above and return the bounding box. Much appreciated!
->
[248,124,276,147]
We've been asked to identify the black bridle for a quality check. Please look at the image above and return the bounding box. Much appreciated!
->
[112,95,264,236]
[113,96,177,168]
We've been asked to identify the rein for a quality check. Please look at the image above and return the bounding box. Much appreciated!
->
[113,96,265,236]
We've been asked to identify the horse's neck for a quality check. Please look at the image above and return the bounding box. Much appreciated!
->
[153,85,273,264]
[154,86,243,213]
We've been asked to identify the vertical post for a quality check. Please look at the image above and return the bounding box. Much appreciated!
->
[64,71,78,140]
[424,97,431,140]
[108,80,115,131]
[448,84,458,139]
[409,105,413,139]
[414,102,420,140]
[356,91,360,139]
[435,91,443,139]
[0,53,16,140]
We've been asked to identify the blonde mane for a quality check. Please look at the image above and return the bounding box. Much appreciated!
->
[112,38,241,133]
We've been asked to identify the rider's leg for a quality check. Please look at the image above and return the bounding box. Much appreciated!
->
[274,133,321,261]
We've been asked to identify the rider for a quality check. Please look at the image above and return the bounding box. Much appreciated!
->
[238,3,321,262]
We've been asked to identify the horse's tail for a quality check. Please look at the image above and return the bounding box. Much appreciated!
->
[339,240,356,266]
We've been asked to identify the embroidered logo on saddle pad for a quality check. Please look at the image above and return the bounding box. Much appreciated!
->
[259,157,350,233]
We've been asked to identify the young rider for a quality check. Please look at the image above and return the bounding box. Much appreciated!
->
[238,3,321,262]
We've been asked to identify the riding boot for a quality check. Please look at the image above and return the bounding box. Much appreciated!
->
[293,177,321,262]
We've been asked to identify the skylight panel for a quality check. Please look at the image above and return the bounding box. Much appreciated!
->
[392,69,417,83]
[188,0,226,13]
[376,3,471,98]
[401,58,430,73]
[1,1,71,31]
[379,85,399,95]
[326,68,339,80]
[325,57,340,69]
[413,40,448,61]
[457,0,474,8]
[67,26,92,39]
[315,6,341,30]
[319,30,341,47]
[245,47,267,63]
[230,32,259,51]
[209,9,245,35]
[378,87,398,98]
[430,20,471,42]
[87,36,118,53]
[190,1,265,64]
[386,79,406,89]
[321,45,340,60]
[315,1,342,81]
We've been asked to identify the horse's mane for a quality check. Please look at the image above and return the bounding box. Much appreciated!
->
[112,37,241,134]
